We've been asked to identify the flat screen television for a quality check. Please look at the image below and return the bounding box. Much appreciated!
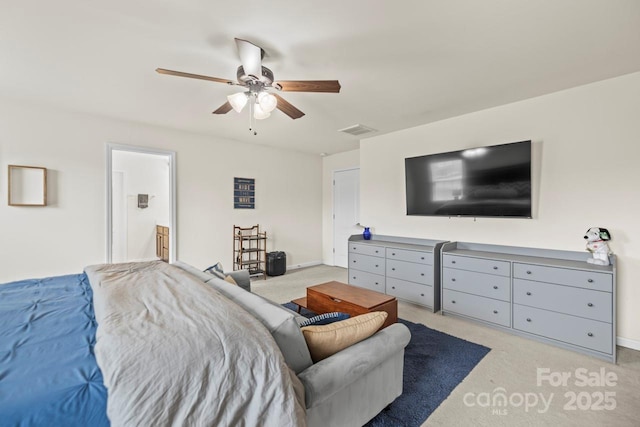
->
[405,140,532,218]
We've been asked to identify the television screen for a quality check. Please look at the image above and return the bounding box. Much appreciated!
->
[405,140,532,218]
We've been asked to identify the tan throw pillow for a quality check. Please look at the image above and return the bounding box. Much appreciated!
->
[300,311,388,362]
[224,275,237,286]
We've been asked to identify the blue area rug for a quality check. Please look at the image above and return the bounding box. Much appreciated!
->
[283,303,491,426]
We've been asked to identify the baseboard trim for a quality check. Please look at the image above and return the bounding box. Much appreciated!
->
[287,261,323,271]
[617,336,640,351]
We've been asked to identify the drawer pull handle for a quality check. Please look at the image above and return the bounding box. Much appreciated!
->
[375,282,379,285]
[375,250,379,253]
[352,276,356,279]
[375,264,379,267]
[420,273,425,276]
[493,310,498,314]
[392,268,396,271]
[587,332,593,337]
[392,286,396,290]
[526,271,532,275]
[452,278,456,282]
[587,279,594,283]
[421,257,425,260]
[332,298,342,303]
[493,286,498,289]
[493,266,498,270]
[452,300,456,304]
[392,252,396,256]
[451,260,456,264]
[353,260,356,263]
[526,292,532,296]
[587,303,593,307]
[420,293,425,297]
[526,318,531,322]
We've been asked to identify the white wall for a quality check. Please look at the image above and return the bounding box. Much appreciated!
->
[112,150,170,261]
[321,149,360,265]
[0,98,322,283]
[360,72,640,345]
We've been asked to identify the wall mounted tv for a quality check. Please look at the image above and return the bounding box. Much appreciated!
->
[405,140,532,218]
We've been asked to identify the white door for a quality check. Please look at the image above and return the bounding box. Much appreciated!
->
[333,168,360,268]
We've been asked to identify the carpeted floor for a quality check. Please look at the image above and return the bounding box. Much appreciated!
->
[283,303,491,426]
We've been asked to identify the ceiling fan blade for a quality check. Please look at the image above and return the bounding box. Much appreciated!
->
[275,80,341,93]
[235,38,263,78]
[273,94,305,119]
[156,68,234,85]
[212,101,233,114]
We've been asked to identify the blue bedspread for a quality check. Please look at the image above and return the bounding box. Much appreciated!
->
[0,273,109,426]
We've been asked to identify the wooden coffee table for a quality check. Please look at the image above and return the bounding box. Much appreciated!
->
[292,281,398,329]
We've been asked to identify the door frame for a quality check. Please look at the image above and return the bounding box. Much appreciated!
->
[332,167,360,266]
[106,143,177,263]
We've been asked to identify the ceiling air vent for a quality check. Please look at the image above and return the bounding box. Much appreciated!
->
[338,124,377,136]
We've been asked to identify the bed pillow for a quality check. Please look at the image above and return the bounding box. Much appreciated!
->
[300,311,387,362]
[298,312,350,327]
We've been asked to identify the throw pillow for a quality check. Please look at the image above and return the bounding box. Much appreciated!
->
[300,311,388,362]
[224,274,237,286]
[298,312,350,327]
[203,262,226,280]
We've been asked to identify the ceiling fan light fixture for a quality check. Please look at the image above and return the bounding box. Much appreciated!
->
[227,92,248,113]
[253,103,271,120]
[257,92,277,113]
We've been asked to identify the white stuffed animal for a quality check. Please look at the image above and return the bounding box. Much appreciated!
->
[584,227,612,266]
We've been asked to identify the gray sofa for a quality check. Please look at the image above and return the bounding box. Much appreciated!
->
[173,261,411,427]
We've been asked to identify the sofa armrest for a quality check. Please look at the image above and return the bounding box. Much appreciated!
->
[225,270,251,292]
[297,322,411,408]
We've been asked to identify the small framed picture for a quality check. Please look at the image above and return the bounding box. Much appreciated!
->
[234,177,255,209]
[8,165,47,206]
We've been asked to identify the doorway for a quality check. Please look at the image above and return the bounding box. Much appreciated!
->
[106,144,176,263]
[333,168,360,268]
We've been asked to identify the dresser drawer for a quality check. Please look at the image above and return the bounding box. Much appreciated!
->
[349,253,385,275]
[513,279,612,323]
[386,248,433,265]
[348,243,384,258]
[348,269,385,293]
[514,304,613,355]
[386,259,433,285]
[442,268,511,302]
[513,263,612,292]
[386,278,434,307]
[443,254,510,277]
[443,289,511,327]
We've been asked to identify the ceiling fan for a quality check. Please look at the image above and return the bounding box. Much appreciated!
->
[156,38,341,133]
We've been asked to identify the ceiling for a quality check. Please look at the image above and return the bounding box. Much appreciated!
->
[2,1,639,155]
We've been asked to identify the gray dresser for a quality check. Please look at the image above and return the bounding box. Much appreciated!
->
[348,235,447,312]
[441,242,617,363]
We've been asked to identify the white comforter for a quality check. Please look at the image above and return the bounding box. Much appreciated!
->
[85,261,306,427]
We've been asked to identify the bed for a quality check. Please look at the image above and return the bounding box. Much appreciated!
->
[0,273,109,426]
[0,262,305,426]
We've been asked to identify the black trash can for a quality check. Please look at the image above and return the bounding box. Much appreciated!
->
[266,251,286,276]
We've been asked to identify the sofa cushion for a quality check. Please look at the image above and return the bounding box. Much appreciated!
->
[203,262,226,280]
[206,277,313,374]
[301,312,388,362]
[298,312,350,327]
[223,275,237,285]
